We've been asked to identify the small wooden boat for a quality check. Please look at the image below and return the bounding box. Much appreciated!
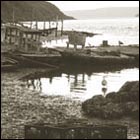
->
[20,53,61,64]
[1,56,18,71]
[1,64,17,71]
[8,52,62,68]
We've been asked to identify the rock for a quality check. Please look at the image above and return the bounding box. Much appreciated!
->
[102,102,124,119]
[82,95,107,112]
[117,81,139,102]
[82,81,139,119]
[122,102,139,120]
[119,81,139,93]
[106,92,117,101]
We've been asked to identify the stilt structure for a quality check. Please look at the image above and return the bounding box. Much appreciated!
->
[61,19,63,36]
[55,16,58,37]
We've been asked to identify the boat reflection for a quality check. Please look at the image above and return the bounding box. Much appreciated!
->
[25,73,87,95]
[26,78,42,92]
[101,76,108,97]
[23,68,139,101]
[70,74,87,93]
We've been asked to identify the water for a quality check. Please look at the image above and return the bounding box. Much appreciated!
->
[22,18,139,101]
[63,18,139,46]
[26,18,139,47]
[24,68,139,101]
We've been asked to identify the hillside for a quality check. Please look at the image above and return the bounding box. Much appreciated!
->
[65,7,139,19]
[1,1,74,22]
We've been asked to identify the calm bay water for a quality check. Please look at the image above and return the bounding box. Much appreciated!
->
[25,68,139,101]
[32,18,139,47]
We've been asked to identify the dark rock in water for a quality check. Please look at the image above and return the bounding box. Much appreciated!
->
[117,81,139,102]
[118,81,139,93]
[82,81,139,119]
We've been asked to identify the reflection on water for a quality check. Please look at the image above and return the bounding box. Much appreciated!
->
[24,68,139,101]
[101,76,108,97]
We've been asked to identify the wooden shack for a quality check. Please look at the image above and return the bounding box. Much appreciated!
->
[4,25,19,44]
[67,31,87,49]
[4,24,42,52]
[3,17,64,53]
[19,30,42,52]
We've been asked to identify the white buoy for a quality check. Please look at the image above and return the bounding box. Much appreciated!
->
[102,76,107,86]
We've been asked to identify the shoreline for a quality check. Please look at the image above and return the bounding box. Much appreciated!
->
[1,69,139,139]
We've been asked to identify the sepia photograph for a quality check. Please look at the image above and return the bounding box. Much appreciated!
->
[1,1,139,139]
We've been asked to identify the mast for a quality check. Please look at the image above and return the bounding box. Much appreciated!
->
[30,8,34,29]
[35,10,38,30]
[12,7,15,24]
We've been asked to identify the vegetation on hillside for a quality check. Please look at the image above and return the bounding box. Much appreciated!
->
[1,1,74,22]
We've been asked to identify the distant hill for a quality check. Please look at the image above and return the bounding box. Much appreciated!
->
[1,1,74,22]
[65,7,139,19]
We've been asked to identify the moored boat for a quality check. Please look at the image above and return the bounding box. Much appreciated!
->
[60,50,137,67]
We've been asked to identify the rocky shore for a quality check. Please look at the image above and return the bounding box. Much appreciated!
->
[1,70,139,139]
[82,81,139,119]
[82,81,139,139]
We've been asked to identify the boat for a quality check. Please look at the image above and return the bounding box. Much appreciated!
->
[7,52,62,69]
[1,64,18,71]
[1,56,19,71]
[60,50,137,67]
[1,22,62,69]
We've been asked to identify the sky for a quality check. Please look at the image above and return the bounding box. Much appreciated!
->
[48,1,139,11]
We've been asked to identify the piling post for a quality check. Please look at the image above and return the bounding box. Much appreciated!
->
[25,33,28,51]
[66,42,69,49]
[74,44,77,50]
[9,28,12,44]
[36,21,38,30]
[15,28,18,43]
[55,16,58,37]
[61,19,63,36]
[43,21,46,30]
[4,28,8,42]
[37,34,41,52]
[49,20,51,29]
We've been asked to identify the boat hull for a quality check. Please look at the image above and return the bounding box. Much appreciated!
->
[8,53,62,68]
[61,51,138,67]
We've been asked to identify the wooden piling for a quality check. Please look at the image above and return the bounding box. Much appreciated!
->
[9,28,12,44]
[67,42,69,49]
[43,21,46,30]
[49,20,51,29]
[55,16,58,37]
[25,34,28,51]
[61,19,63,36]
[36,21,38,30]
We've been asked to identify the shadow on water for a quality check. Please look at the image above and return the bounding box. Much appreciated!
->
[20,64,139,101]
[21,63,139,80]
[20,65,138,81]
